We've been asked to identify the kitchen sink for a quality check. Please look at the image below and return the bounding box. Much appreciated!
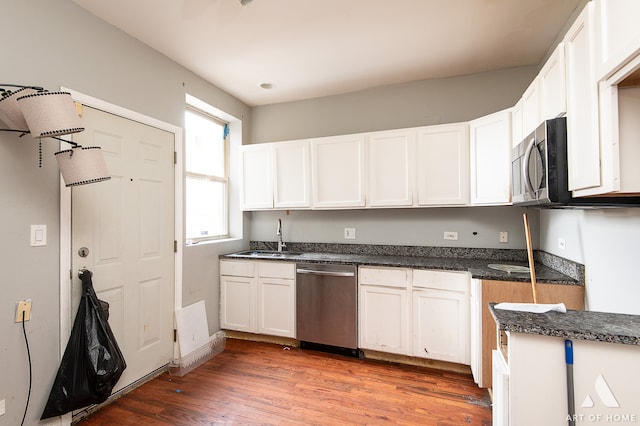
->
[232,250,301,259]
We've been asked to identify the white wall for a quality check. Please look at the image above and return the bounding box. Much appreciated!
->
[0,1,250,424]
[251,207,540,249]
[251,66,537,144]
[540,209,640,314]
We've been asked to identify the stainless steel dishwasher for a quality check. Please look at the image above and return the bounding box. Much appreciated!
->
[296,263,358,352]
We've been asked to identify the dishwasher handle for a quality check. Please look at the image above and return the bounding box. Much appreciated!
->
[296,268,355,277]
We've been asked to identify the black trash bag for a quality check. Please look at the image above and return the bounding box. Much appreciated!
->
[41,270,126,419]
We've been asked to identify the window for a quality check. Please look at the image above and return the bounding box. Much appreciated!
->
[185,107,229,243]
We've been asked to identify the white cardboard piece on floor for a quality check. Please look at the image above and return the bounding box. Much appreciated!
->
[175,300,209,357]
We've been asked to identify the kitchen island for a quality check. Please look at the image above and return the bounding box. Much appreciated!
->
[490,304,640,425]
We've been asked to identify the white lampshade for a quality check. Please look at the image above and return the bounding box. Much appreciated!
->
[55,146,111,187]
[17,91,84,138]
[0,87,36,131]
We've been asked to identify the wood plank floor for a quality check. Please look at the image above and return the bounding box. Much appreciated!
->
[77,339,492,425]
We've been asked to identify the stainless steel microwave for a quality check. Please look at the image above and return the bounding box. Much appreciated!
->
[511,117,640,207]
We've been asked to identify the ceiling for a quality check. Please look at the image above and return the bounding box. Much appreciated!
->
[72,0,582,107]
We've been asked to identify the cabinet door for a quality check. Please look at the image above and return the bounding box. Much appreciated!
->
[273,140,311,209]
[312,134,366,208]
[258,277,295,338]
[470,279,482,386]
[521,77,541,136]
[416,123,469,206]
[240,144,273,210]
[539,42,567,120]
[492,350,510,426]
[359,285,409,355]
[413,289,468,364]
[511,99,523,148]
[220,275,257,333]
[565,2,601,191]
[368,129,415,207]
[469,109,512,205]
[595,0,640,79]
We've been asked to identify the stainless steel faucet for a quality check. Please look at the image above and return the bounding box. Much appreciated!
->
[277,218,287,252]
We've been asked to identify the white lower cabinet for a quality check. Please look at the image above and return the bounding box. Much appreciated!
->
[413,288,468,364]
[220,260,296,338]
[258,276,296,338]
[412,270,469,364]
[499,332,640,426]
[359,267,410,355]
[220,273,257,333]
[359,286,409,354]
[358,266,470,364]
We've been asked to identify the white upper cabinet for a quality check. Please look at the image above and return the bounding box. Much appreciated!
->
[595,53,640,195]
[273,140,311,209]
[311,134,366,208]
[539,42,567,120]
[519,42,566,138]
[241,140,311,210]
[594,0,640,80]
[564,2,601,192]
[240,144,273,210]
[521,77,541,136]
[469,109,512,206]
[367,129,415,207]
[511,99,523,148]
[416,123,469,206]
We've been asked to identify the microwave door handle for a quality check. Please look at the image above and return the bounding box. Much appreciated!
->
[523,137,536,197]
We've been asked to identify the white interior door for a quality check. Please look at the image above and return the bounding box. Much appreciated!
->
[71,105,175,393]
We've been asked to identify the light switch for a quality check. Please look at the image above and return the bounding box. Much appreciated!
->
[30,225,47,247]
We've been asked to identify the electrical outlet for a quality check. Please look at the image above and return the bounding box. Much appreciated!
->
[499,231,509,243]
[443,231,458,241]
[15,300,32,323]
[558,238,566,250]
[344,228,356,240]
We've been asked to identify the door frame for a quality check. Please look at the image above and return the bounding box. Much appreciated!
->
[58,88,183,410]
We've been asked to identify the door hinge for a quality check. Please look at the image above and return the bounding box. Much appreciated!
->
[173,329,177,342]
[70,269,73,280]
[174,151,177,165]
[174,240,178,253]
[74,102,83,117]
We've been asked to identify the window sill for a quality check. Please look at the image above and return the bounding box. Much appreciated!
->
[185,237,243,247]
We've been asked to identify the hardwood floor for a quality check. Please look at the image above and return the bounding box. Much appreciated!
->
[77,339,492,425]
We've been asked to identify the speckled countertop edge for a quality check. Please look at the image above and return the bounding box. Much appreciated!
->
[489,303,640,345]
[219,242,582,285]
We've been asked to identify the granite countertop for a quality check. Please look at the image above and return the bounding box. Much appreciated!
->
[489,302,640,345]
[220,248,580,285]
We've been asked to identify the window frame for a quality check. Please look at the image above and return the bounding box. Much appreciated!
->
[184,105,230,243]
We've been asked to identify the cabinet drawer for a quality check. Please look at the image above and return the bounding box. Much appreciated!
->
[413,269,469,292]
[220,260,255,277]
[359,267,409,288]
[258,261,295,279]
